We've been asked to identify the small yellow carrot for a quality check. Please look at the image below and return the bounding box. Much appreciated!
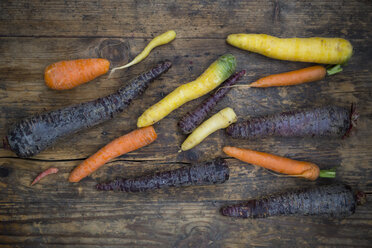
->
[137,54,236,127]
[181,107,237,151]
[110,30,176,75]
[227,34,353,64]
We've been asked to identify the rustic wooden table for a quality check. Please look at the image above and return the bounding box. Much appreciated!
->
[1,1,371,247]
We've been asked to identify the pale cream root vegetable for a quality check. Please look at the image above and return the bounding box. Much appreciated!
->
[227,34,353,64]
[111,30,176,74]
[181,107,237,151]
[137,54,236,127]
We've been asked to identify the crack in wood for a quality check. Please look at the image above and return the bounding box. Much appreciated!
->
[0,156,194,165]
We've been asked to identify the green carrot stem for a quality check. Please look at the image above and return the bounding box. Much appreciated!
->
[326,65,343,76]
[319,169,336,178]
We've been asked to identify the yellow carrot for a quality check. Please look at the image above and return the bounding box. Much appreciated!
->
[137,54,236,127]
[110,30,176,74]
[227,34,353,64]
[181,107,237,151]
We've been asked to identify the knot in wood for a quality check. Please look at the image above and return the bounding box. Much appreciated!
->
[98,39,128,65]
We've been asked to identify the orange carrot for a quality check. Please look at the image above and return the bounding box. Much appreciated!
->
[44,58,110,90]
[223,146,335,181]
[69,126,157,182]
[31,167,59,186]
[249,65,342,88]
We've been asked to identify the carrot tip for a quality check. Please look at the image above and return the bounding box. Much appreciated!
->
[356,191,367,205]
[68,177,79,183]
[31,167,59,186]
[108,70,115,79]
[2,136,10,150]
[343,103,358,138]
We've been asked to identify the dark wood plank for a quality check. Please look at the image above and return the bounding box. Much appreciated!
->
[1,0,372,247]
[1,200,371,247]
[1,0,371,39]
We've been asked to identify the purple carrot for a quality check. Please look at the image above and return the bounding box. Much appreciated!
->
[226,105,357,139]
[96,158,229,192]
[221,184,366,218]
[178,70,246,134]
[3,61,172,158]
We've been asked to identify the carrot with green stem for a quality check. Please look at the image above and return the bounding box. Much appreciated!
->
[218,65,342,90]
[249,65,342,88]
[138,54,236,127]
[227,34,353,64]
[110,30,176,75]
[69,126,157,183]
[223,146,336,180]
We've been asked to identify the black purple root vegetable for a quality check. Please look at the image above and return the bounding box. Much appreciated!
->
[3,61,172,158]
[226,105,357,139]
[220,184,366,219]
[96,157,229,192]
[178,70,245,134]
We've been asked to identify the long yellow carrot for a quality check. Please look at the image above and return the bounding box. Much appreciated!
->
[137,54,236,127]
[110,30,176,75]
[227,34,353,64]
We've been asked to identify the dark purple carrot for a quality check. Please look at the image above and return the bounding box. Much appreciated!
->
[3,61,172,158]
[178,70,245,134]
[226,105,357,139]
[221,184,366,218]
[96,157,229,192]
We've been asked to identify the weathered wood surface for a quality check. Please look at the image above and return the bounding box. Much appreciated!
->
[1,0,372,247]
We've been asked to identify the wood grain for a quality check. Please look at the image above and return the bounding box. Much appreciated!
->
[1,0,372,247]
[1,0,371,39]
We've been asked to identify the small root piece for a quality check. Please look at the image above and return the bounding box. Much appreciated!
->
[31,167,59,186]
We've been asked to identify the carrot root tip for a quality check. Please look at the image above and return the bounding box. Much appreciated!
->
[108,70,115,79]
[343,103,358,138]
[2,137,10,150]
[356,191,367,205]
